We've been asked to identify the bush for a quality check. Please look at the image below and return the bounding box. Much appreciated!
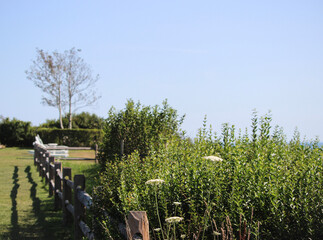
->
[40,112,104,129]
[98,99,184,166]
[0,118,34,147]
[93,112,323,239]
[35,128,103,147]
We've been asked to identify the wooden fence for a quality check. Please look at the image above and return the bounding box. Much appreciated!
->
[33,143,150,240]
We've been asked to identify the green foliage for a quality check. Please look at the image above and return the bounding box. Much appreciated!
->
[99,99,184,166]
[39,118,69,129]
[72,112,104,129]
[0,118,34,147]
[35,128,102,147]
[93,112,323,239]
[39,112,104,129]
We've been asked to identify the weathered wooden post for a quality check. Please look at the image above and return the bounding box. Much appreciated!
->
[74,174,86,240]
[63,167,73,225]
[127,211,150,240]
[34,146,39,167]
[95,144,98,164]
[33,145,37,166]
[40,152,44,177]
[37,147,44,174]
[38,150,44,177]
[54,162,62,210]
[48,156,55,196]
[44,152,50,183]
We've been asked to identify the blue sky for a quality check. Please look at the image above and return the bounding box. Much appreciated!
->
[1,0,322,140]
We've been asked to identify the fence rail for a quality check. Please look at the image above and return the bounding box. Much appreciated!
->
[33,142,150,240]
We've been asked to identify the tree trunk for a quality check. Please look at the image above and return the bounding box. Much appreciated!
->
[59,86,64,129]
[59,106,64,129]
[68,112,72,129]
[68,80,72,129]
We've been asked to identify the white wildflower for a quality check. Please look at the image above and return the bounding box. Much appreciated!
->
[154,228,161,232]
[180,234,186,239]
[145,179,165,186]
[203,156,223,162]
[173,202,181,206]
[165,216,184,223]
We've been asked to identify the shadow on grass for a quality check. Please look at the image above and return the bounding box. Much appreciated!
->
[25,166,45,224]
[1,166,72,239]
[23,166,72,240]
[10,166,20,239]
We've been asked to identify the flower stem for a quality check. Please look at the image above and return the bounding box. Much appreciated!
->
[155,190,165,239]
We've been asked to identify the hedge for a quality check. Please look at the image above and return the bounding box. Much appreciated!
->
[35,128,103,147]
[0,118,34,147]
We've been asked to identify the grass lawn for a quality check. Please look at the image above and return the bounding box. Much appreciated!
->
[57,149,100,195]
[0,148,99,239]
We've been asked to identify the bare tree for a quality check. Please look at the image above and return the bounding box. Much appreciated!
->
[26,49,66,128]
[26,48,100,129]
[63,48,100,129]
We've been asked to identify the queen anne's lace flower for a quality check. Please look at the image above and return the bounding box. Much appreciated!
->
[145,179,165,186]
[203,156,223,162]
[165,216,184,223]
[173,202,181,206]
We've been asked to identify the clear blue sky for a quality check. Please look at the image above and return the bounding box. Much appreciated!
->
[1,0,322,140]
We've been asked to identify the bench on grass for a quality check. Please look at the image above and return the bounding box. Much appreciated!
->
[31,135,69,158]
[31,135,97,161]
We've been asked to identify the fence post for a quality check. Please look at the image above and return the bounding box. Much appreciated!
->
[74,175,86,240]
[95,144,98,164]
[48,156,55,196]
[39,151,44,177]
[63,167,73,225]
[34,146,39,167]
[44,152,50,183]
[34,145,37,166]
[40,152,44,178]
[127,211,150,240]
[54,162,62,210]
[42,152,49,180]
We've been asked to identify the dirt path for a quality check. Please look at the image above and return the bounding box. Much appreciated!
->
[0,148,72,239]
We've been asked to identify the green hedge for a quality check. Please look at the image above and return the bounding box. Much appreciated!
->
[35,128,103,147]
[0,118,34,147]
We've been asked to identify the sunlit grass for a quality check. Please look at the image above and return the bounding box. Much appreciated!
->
[0,147,99,239]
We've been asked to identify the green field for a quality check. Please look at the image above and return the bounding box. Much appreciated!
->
[0,148,98,240]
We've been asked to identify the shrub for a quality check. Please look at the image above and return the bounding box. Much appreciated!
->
[39,112,104,129]
[98,99,184,166]
[93,112,323,239]
[0,118,34,147]
[35,128,103,147]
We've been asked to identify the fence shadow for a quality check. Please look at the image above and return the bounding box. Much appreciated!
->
[25,166,45,223]
[23,165,72,240]
[10,166,20,239]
